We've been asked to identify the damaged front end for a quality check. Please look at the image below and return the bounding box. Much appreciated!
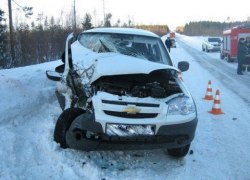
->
[47,30,197,155]
[63,66,196,151]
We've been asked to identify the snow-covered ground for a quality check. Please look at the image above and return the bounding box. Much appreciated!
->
[0,34,250,180]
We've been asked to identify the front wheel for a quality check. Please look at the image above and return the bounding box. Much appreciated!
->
[54,108,85,148]
[167,144,190,158]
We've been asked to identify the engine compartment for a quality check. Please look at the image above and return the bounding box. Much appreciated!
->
[92,71,182,98]
[62,68,182,110]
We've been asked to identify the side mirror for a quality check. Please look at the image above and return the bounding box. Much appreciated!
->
[178,61,189,72]
[46,70,62,81]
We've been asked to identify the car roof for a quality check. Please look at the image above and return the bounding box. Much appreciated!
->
[83,27,159,38]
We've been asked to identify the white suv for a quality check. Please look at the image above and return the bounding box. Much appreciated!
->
[202,37,221,52]
[46,28,198,158]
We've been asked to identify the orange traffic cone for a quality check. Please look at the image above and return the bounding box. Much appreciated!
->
[203,80,213,100]
[209,90,224,115]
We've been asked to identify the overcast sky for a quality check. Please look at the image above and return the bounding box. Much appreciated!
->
[1,0,250,30]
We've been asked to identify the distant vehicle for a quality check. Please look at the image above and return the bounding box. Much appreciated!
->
[202,37,221,52]
[220,24,250,62]
[46,27,197,158]
[171,38,176,48]
[170,32,176,39]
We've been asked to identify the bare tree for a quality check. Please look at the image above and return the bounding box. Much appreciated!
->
[104,13,112,27]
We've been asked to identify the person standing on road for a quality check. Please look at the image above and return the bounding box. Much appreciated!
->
[165,37,172,52]
[245,36,250,65]
[245,36,250,53]
[237,38,248,75]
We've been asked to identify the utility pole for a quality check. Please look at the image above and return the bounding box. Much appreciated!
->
[73,0,76,31]
[8,0,15,65]
[103,0,105,25]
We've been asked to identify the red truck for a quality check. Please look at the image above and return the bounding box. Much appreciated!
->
[220,24,250,62]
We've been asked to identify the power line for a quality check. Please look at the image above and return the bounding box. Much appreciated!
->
[11,0,33,18]
[11,0,23,9]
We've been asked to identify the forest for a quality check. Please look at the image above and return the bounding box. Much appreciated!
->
[0,7,248,69]
[180,21,249,36]
[0,8,169,69]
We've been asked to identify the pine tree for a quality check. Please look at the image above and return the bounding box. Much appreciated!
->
[0,9,8,68]
[81,13,92,30]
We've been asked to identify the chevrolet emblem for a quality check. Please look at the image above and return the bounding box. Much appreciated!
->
[124,106,141,114]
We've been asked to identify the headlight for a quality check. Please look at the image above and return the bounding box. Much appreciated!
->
[167,96,196,115]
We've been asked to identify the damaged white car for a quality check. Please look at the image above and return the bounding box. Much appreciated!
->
[46,28,198,158]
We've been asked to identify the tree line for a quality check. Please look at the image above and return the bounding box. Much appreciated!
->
[135,25,170,36]
[180,21,249,36]
[0,9,170,69]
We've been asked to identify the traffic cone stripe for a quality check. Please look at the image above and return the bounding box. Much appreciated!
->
[203,80,214,100]
[213,103,221,109]
[214,99,220,104]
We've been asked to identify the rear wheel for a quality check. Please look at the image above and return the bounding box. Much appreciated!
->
[220,52,225,60]
[54,108,85,148]
[167,144,190,158]
[226,54,233,63]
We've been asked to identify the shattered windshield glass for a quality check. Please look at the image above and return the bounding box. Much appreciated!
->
[78,32,171,65]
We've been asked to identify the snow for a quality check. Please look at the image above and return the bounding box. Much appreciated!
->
[1,34,250,180]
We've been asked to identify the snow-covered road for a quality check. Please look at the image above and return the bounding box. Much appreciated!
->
[176,35,250,105]
[0,35,250,180]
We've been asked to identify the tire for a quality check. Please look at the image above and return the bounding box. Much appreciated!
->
[226,55,233,63]
[167,144,190,158]
[220,53,224,60]
[54,108,85,148]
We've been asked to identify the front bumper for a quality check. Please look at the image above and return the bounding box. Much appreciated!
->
[208,46,220,51]
[66,115,198,151]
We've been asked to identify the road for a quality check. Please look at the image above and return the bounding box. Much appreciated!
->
[176,36,250,105]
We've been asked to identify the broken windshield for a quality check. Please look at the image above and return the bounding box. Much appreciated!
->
[78,32,171,65]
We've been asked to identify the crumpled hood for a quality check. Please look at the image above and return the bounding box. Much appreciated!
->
[71,41,179,83]
[91,54,178,82]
